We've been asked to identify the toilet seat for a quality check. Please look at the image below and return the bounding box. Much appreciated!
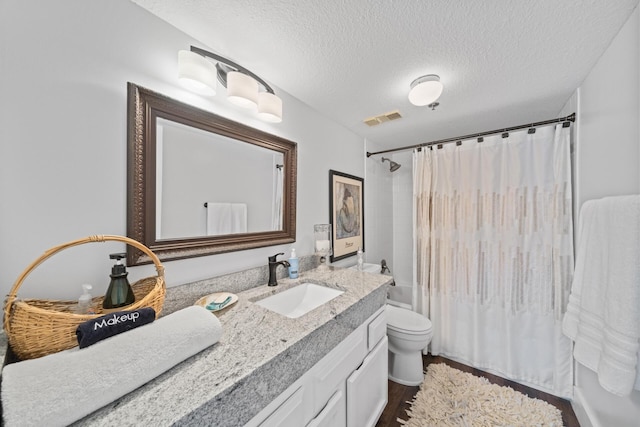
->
[386,305,432,335]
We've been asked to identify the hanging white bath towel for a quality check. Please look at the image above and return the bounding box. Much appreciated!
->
[562,195,640,396]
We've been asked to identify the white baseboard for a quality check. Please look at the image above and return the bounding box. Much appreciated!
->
[571,386,598,427]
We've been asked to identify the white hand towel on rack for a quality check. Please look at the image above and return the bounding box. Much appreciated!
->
[206,202,233,235]
[562,195,640,396]
[230,203,247,233]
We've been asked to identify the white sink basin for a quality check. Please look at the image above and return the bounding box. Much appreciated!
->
[255,283,344,319]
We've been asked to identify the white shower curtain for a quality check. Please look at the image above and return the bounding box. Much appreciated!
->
[271,166,283,230]
[413,124,574,397]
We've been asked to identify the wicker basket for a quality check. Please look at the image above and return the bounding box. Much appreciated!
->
[3,235,166,360]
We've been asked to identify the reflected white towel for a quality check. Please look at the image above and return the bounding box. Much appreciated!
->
[562,195,640,396]
[206,203,247,234]
[207,202,232,235]
[230,203,247,233]
[1,306,222,427]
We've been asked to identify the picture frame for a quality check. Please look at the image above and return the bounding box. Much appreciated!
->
[329,170,364,262]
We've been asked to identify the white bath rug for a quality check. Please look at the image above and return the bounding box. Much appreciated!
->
[399,363,563,427]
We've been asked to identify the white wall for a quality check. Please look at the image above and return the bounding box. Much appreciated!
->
[0,0,364,300]
[391,151,413,287]
[576,9,640,206]
[363,142,413,284]
[364,140,394,269]
[159,121,277,238]
[562,6,640,427]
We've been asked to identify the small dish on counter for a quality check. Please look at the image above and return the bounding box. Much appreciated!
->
[195,292,238,313]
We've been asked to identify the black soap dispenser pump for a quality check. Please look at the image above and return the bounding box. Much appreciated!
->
[102,253,136,310]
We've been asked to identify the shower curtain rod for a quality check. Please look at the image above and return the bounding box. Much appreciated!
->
[366,112,575,157]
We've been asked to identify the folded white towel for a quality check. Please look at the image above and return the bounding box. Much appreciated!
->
[562,195,640,396]
[1,306,222,427]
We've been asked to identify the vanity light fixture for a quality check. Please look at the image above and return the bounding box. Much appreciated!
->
[178,46,283,123]
[226,71,259,108]
[178,50,218,96]
[408,74,444,107]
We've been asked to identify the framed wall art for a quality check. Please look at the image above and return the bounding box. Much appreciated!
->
[329,170,364,262]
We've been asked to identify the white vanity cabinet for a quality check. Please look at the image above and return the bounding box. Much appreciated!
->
[346,337,388,427]
[306,389,345,427]
[258,386,306,427]
[246,306,387,427]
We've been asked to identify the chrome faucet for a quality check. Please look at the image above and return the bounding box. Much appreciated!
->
[268,253,290,286]
[380,259,390,274]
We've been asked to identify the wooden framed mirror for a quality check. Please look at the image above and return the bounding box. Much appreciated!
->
[127,83,297,266]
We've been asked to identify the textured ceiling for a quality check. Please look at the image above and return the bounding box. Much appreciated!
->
[132,0,639,150]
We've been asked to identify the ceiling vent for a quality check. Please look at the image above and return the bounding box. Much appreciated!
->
[363,110,402,127]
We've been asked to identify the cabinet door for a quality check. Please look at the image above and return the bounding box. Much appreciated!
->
[259,386,305,427]
[367,310,387,351]
[346,337,388,427]
[306,389,346,427]
[307,327,365,416]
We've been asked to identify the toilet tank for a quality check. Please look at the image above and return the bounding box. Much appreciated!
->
[361,263,383,274]
[349,263,412,309]
[349,262,383,274]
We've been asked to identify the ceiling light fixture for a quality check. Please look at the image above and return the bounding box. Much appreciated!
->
[408,74,444,107]
[178,46,283,123]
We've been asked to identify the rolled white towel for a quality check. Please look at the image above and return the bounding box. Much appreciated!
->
[1,305,222,427]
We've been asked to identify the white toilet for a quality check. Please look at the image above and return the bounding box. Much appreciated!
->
[351,263,433,386]
[386,304,432,386]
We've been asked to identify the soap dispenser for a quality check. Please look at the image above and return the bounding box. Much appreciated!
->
[356,247,364,271]
[288,248,299,279]
[102,252,136,310]
[76,284,94,314]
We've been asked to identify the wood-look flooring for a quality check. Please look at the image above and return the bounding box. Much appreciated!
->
[376,354,580,426]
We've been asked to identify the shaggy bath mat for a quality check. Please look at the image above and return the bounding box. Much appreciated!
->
[399,363,563,427]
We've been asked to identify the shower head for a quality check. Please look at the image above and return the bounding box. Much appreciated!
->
[381,157,401,172]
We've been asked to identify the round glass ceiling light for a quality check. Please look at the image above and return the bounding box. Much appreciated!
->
[408,74,443,106]
[227,71,259,109]
[177,50,217,96]
[257,92,283,123]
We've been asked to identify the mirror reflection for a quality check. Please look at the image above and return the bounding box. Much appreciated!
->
[156,118,285,239]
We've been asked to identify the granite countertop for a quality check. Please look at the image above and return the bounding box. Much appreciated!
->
[70,266,390,426]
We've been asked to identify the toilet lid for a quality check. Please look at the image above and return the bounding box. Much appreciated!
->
[386,305,432,334]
